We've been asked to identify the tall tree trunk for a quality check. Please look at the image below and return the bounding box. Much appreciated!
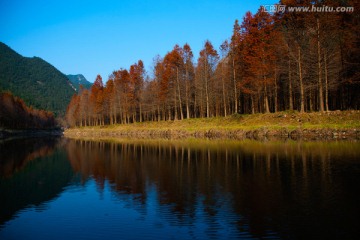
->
[251,95,255,114]
[139,103,142,122]
[185,65,190,119]
[324,51,329,111]
[157,104,160,122]
[200,87,204,118]
[205,61,210,118]
[264,80,270,113]
[174,88,178,120]
[257,91,262,113]
[298,47,305,113]
[198,64,203,118]
[317,18,324,112]
[176,67,184,120]
[109,109,112,125]
[193,91,197,118]
[232,58,238,114]
[309,90,314,112]
[113,104,117,124]
[288,52,293,111]
[274,70,278,112]
[222,63,227,116]
[118,97,122,123]
[168,105,171,121]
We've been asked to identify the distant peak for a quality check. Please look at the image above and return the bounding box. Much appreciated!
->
[66,74,92,91]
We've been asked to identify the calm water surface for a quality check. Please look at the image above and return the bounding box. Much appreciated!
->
[0,137,359,239]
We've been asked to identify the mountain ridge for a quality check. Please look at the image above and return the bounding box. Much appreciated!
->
[0,42,76,116]
[67,74,92,92]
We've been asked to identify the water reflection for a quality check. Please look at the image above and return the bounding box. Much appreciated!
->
[0,138,58,177]
[1,138,359,239]
[0,138,75,227]
[65,139,360,239]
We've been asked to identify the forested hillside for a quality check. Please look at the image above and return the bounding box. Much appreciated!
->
[65,0,359,127]
[0,42,75,116]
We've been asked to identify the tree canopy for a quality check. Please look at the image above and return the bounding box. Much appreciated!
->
[66,0,359,127]
[0,91,56,129]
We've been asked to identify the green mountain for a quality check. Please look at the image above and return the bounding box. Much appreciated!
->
[67,74,92,92]
[0,42,76,116]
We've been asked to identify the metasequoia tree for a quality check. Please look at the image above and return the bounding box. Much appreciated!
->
[129,60,145,122]
[218,40,231,116]
[66,0,359,127]
[196,40,219,118]
[182,43,195,119]
[242,9,278,113]
[163,46,184,120]
[229,20,243,114]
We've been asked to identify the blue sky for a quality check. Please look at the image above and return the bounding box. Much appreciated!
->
[0,0,275,83]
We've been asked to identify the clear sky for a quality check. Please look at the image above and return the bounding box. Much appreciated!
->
[0,0,275,83]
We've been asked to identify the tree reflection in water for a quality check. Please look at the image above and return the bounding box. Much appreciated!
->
[65,139,360,239]
[0,138,74,226]
[0,138,58,177]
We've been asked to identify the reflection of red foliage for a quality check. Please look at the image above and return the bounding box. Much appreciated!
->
[0,138,57,178]
[0,92,56,129]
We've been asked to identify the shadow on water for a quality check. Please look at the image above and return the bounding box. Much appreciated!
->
[0,137,75,227]
[65,138,360,239]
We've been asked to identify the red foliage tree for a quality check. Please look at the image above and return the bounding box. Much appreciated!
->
[1,92,56,129]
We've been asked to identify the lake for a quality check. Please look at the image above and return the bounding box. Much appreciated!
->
[0,137,359,239]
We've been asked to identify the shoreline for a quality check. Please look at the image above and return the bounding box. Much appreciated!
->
[64,111,360,140]
[64,127,360,140]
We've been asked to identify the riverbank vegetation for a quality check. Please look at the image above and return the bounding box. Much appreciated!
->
[64,110,360,139]
[66,0,359,128]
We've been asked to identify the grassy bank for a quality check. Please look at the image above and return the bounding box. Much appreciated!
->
[64,110,360,139]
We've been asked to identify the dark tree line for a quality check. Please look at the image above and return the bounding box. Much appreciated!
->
[66,0,359,127]
[0,92,56,129]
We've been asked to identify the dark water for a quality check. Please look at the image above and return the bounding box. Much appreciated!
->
[0,138,359,239]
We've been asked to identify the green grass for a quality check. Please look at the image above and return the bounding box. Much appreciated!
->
[65,110,360,136]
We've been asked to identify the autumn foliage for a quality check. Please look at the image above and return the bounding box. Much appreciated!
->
[66,1,359,127]
[0,92,56,129]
